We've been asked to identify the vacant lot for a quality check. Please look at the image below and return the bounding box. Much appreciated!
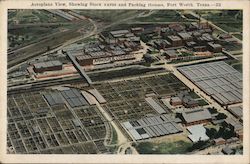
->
[135,140,192,154]
[79,10,143,22]
[134,10,187,22]
[8,10,68,24]
[200,10,242,33]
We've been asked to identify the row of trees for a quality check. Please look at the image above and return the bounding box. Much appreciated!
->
[206,124,236,140]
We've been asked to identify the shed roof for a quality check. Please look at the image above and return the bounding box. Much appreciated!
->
[187,124,209,142]
[182,108,212,123]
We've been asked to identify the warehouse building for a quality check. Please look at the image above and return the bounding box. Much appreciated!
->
[168,23,185,32]
[131,27,144,34]
[227,106,243,122]
[88,89,107,104]
[187,124,209,143]
[61,88,89,108]
[186,41,197,48]
[164,50,178,60]
[178,91,199,108]
[76,50,135,66]
[33,60,62,73]
[180,108,212,126]
[224,118,243,133]
[178,32,193,42]
[154,39,171,50]
[110,30,130,38]
[193,46,207,52]
[207,42,222,53]
[182,96,199,108]
[170,96,182,106]
[99,29,138,44]
[122,114,183,141]
[195,33,214,44]
[167,35,183,47]
[43,92,65,106]
[145,97,166,114]
[178,61,242,106]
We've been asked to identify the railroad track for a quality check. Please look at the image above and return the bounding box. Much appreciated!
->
[8,77,87,95]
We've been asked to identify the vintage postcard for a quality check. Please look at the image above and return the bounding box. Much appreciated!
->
[0,0,249,163]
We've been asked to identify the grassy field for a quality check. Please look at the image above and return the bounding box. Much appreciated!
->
[233,34,243,40]
[8,10,91,49]
[111,126,118,145]
[134,10,187,22]
[135,140,192,154]
[198,99,209,106]
[79,10,143,22]
[200,10,242,33]
[8,10,68,24]
[226,59,242,73]
[183,13,199,20]
[232,63,242,72]
[189,91,200,99]
[8,29,82,67]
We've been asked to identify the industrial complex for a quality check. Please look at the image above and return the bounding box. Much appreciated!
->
[7,9,243,155]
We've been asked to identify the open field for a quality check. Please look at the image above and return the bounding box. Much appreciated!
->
[8,10,68,24]
[135,140,192,154]
[78,10,143,22]
[8,29,82,67]
[198,10,242,33]
[133,10,187,22]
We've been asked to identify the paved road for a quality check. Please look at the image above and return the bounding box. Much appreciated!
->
[117,142,139,154]
[95,103,128,146]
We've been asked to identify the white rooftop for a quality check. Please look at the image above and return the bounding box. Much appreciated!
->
[187,124,209,143]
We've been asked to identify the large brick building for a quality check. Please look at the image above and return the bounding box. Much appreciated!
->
[180,108,212,126]
[167,35,183,47]
[33,60,63,73]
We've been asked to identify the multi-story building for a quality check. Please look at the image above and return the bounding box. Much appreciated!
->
[33,60,63,73]
[167,35,183,47]
[180,108,212,126]
[207,42,223,53]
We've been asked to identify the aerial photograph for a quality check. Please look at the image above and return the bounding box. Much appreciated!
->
[7,9,243,155]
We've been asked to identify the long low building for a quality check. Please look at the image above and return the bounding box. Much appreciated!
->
[180,108,212,126]
[122,114,183,141]
[145,97,166,114]
[43,92,65,106]
[178,61,242,106]
[227,106,243,121]
[76,50,135,66]
[33,60,62,73]
[61,88,89,108]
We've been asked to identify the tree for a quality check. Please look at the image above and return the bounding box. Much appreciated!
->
[216,113,227,120]
[187,140,210,151]
[206,128,217,139]
[208,107,217,114]
[215,125,235,139]
[222,127,235,139]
